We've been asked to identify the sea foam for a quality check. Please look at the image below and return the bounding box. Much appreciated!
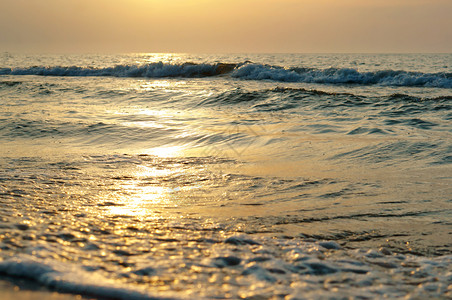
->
[0,236,451,299]
[0,256,176,300]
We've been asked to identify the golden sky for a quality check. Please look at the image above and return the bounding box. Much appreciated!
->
[1,0,451,53]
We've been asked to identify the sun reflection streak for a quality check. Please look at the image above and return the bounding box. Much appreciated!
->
[107,185,172,217]
[100,146,192,218]
[139,80,186,90]
[147,145,184,158]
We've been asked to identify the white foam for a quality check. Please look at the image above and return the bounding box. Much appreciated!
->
[0,256,177,300]
[0,235,451,299]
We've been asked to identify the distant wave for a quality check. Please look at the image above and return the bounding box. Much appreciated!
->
[232,64,452,88]
[1,62,451,88]
[0,62,235,78]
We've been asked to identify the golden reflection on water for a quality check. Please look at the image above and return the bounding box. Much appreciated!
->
[106,185,171,217]
[102,145,194,218]
[138,80,186,91]
[147,145,185,158]
[140,53,183,65]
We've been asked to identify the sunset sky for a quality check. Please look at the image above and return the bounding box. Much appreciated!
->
[1,0,451,53]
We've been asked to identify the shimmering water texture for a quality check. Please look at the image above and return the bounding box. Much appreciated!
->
[1,53,451,299]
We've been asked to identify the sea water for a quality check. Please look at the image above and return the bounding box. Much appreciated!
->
[0,53,451,299]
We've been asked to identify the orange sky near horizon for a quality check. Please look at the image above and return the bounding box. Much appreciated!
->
[0,0,451,53]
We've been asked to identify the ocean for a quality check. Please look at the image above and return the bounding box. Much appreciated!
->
[0,53,451,299]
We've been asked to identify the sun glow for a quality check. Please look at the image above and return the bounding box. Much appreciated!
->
[1,0,450,53]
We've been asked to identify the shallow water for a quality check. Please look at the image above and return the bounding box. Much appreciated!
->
[0,53,451,299]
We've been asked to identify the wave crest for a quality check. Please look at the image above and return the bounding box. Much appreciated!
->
[232,64,452,88]
[0,62,236,78]
[1,62,451,88]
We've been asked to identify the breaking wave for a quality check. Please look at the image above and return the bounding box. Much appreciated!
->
[232,64,452,88]
[0,255,174,300]
[1,62,451,88]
